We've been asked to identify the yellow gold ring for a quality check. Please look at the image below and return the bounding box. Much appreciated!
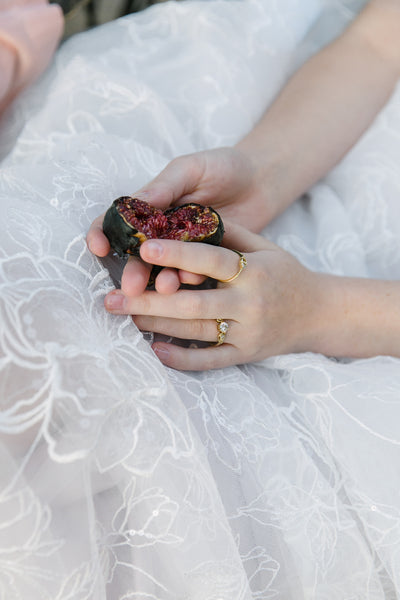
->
[219,249,247,283]
[215,319,229,346]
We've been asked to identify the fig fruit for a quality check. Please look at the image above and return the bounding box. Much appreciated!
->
[103,196,224,257]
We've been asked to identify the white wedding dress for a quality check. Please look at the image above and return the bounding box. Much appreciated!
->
[1,0,400,598]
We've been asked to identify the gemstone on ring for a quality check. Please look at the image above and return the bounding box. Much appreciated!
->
[215,318,229,346]
[218,321,229,333]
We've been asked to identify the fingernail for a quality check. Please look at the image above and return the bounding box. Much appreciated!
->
[153,345,169,360]
[105,291,125,310]
[144,240,163,259]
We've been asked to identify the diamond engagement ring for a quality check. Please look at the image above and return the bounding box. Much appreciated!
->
[215,318,229,346]
[219,249,247,283]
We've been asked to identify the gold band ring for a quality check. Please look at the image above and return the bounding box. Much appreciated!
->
[219,250,247,283]
[215,318,229,346]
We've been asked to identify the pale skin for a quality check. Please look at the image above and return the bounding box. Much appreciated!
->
[87,0,400,370]
[0,0,63,114]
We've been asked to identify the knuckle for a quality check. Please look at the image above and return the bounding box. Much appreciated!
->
[179,292,203,318]
[136,293,152,315]
[213,251,228,276]
[168,156,183,169]
[190,319,209,340]
[240,280,264,319]
[172,153,201,176]
[251,295,265,320]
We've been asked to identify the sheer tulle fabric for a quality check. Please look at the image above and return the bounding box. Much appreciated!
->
[1,1,400,598]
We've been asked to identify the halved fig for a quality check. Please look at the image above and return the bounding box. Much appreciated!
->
[103,196,224,257]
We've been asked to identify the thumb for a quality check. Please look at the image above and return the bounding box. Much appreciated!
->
[134,153,205,210]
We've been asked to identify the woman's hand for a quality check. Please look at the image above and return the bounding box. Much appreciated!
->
[130,146,275,232]
[103,223,320,370]
[87,146,278,296]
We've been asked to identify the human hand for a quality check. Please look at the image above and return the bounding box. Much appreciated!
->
[0,0,63,110]
[87,146,274,296]
[103,223,321,370]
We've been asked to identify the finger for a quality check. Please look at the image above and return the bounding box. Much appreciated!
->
[222,220,275,253]
[86,214,110,257]
[120,255,152,297]
[152,342,242,371]
[134,315,236,344]
[105,287,238,320]
[154,268,181,295]
[134,153,204,210]
[178,270,206,286]
[140,239,248,283]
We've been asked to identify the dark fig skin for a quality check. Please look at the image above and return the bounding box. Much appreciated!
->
[103,197,224,258]
[103,198,141,257]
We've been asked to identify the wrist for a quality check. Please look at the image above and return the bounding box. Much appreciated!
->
[234,135,290,225]
[305,273,400,359]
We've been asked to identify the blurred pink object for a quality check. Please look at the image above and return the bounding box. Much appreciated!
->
[0,0,64,112]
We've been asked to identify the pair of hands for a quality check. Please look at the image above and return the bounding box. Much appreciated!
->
[0,0,63,111]
[87,148,318,370]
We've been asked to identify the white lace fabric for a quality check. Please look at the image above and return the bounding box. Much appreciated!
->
[1,1,400,598]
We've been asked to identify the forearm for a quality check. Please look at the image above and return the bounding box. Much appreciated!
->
[236,0,400,222]
[308,273,400,359]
